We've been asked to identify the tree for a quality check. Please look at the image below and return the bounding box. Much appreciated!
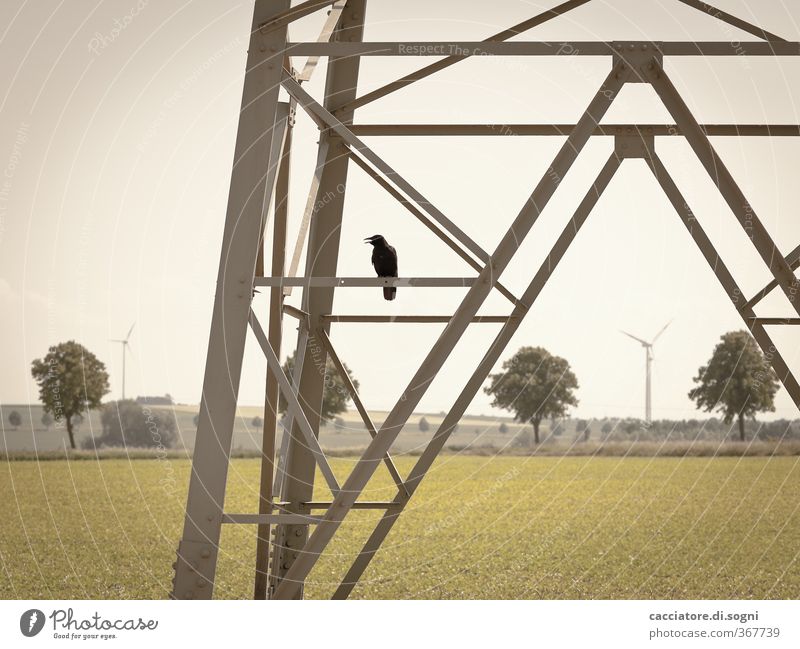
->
[193,414,200,427]
[279,352,359,423]
[251,416,263,429]
[334,416,346,433]
[499,422,509,434]
[31,341,109,449]
[418,416,430,432]
[688,330,779,441]
[484,346,579,445]
[41,411,53,430]
[84,400,176,449]
[8,410,21,430]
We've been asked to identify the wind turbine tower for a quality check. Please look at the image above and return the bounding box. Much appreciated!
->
[110,322,135,400]
[621,321,671,424]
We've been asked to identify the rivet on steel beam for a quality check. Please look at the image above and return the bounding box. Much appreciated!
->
[200,549,211,559]
[295,529,303,536]
[282,563,290,570]
[628,44,635,51]
[207,515,214,521]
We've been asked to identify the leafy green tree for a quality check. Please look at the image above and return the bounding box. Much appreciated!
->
[41,411,53,430]
[8,410,21,430]
[334,416,346,433]
[279,352,359,423]
[484,346,579,445]
[31,341,109,449]
[84,400,176,449]
[499,422,509,434]
[251,415,263,429]
[418,416,430,432]
[688,330,779,441]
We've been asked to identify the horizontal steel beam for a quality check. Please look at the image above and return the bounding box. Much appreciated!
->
[321,314,515,323]
[286,41,800,57]
[275,501,404,510]
[255,276,477,287]
[349,124,800,137]
[746,317,800,325]
[223,513,324,525]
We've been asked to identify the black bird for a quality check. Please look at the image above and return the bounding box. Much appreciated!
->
[364,234,398,301]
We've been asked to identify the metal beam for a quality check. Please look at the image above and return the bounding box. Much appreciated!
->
[646,153,800,409]
[271,0,367,598]
[273,63,628,600]
[647,61,800,318]
[334,152,623,599]
[286,41,800,57]
[171,1,290,601]
[225,514,324,525]
[254,102,293,600]
[349,124,800,137]
[321,315,514,323]
[256,276,480,287]
[337,0,593,113]
[283,140,330,296]
[676,0,787,42]
[315,329,409,497]
[297,1,347,82]
[248,310,341,496]
[743,243,800,309]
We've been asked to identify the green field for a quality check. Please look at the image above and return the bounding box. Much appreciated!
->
[1,456,798,599]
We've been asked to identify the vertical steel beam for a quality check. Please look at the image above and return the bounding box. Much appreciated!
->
[270,0,367,598]
[646,62,800,318]
[172,0,290,600]
[646,154,800,409]
[254,109,293,599]
[273,65,628,600]
[333,153,623,598]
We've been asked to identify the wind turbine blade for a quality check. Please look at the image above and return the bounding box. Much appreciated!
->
[620,330,648,346]
[651,319,672,344]
[126,322,136,341]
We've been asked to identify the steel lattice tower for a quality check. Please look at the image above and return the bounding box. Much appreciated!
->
[172,0,800,600]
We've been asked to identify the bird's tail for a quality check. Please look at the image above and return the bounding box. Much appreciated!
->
[383,287,396,301]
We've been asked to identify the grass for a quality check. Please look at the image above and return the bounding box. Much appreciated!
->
[2,455,799,599]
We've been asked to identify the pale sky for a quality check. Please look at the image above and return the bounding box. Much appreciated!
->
[1,0,799,421]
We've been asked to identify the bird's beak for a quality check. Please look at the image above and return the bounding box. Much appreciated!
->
[363,238,371,243]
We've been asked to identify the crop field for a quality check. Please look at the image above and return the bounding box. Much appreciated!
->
[1,456,799,599]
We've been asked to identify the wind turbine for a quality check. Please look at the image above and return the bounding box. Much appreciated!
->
[620,321,671,424]
[110,322,135,400]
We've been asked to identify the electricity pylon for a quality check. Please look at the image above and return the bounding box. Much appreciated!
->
[172,0,800,600]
